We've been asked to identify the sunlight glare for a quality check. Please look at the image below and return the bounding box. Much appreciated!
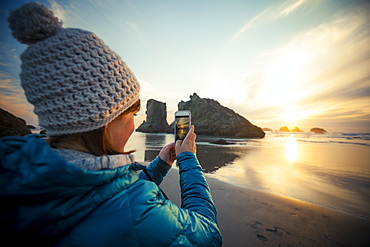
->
[280,106,317,123]
[261,51,312,106]
[281,108,306,122]
[286,135,298,163]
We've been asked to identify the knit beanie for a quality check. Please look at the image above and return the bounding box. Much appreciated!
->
[8,2,140,136]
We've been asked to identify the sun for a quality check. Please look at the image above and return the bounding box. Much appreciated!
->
[281,108,306,122]
[281,107,316,124]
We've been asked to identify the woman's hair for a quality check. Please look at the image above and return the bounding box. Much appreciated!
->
[49,100,141,156]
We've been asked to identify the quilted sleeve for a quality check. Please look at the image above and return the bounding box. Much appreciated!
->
[138,156,171,185]
[177,152,218,226]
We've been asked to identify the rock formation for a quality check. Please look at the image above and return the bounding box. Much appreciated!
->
[27,125,36,130]
[210,139,235,145]
[0,108,31,138]
[280,126,304,132]
[136,99,172,133]
[291,126,304,132]
[280,126,290,132]
[262,128,272,132]
[177,93,265,138]
[310,127,326,133]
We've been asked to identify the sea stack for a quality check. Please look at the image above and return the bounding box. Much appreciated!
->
[136,99,172,133]
[310,127,326,133]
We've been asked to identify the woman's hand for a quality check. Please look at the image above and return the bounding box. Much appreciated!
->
[159,143,176,165]
[175,125,196,156]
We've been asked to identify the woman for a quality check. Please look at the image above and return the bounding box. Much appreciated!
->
[0,2,222,246]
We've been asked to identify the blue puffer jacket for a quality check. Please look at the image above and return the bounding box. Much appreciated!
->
[0,135,222,246]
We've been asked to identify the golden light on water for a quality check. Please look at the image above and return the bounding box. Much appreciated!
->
[286,135,298,163]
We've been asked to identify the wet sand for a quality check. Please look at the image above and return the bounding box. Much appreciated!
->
[161,168,370,247]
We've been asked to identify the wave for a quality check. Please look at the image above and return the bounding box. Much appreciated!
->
[341,133,370,141]
[196,133,370,147]
[267,132,370,147]
[296,139,370,147]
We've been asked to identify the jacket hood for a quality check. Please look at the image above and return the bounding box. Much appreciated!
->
[0,135,144,245]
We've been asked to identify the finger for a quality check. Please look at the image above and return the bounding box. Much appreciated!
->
[162,145,170,152]
[189,125,194,134]
[175,140,182,148]
[166,142,175,149]
[183,125,194,142]
[170,149,176,160]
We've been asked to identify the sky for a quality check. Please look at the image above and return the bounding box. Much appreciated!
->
[0,0,369,133]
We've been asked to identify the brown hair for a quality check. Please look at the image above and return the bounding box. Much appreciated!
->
[49,100,141,156]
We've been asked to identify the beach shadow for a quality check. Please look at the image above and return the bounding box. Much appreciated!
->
[196,145,241,173]
[143,134,166,162]
[144,133,167,147]
[144,149,160,162]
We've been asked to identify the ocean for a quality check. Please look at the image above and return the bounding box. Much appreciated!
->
[126,131,370,219]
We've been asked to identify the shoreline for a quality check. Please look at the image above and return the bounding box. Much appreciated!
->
[160,167,370,247]
[206,173,369,221]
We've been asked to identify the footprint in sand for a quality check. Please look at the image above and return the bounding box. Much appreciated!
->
[257,234,268,244]
[247,221,269,243]
[266,228,283,237]
[249,221,263,229]
[254,199,273,207]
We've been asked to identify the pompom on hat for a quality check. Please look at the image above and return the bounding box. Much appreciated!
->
[8,2,140,136]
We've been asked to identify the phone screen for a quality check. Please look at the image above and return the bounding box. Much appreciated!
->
[175,115,190,141]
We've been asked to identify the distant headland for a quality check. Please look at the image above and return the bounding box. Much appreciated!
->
[263,126,327,133]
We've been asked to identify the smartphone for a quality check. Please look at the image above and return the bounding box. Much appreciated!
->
[174,110,191,141]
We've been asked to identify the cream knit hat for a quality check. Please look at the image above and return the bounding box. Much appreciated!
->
[8,2,140,136]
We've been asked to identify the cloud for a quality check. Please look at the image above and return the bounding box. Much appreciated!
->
[0,84,37,125]
[48,0,92,28]
[281,0,307,16]
[0,42,37,125]
[48,1,70,24]
[138,79,185,108]
[229,4,370,131]
[0,78,27,105]
[230,9,269,43]
[47,0,148,50]
[231,0,312,42]
[300,75,370,105]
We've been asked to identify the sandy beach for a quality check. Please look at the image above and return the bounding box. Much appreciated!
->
[161,168,370,247]
[130,132,370,246]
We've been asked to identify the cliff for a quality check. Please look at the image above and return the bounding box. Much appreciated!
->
[177,93,265,138]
